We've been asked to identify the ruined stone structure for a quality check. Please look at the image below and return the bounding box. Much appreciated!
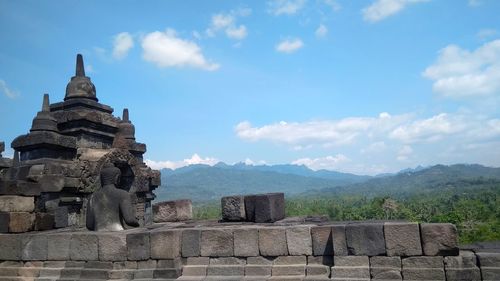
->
[0,54,160,232]
[1,54,499,281]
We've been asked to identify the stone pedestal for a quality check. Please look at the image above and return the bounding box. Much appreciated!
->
[153,199,192,222]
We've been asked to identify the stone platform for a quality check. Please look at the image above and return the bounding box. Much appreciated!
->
[0,219,498,281]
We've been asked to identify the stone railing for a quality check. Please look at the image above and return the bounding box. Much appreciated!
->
[1,220,499,280]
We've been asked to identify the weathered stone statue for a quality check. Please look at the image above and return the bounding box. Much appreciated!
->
[86,163,139,231]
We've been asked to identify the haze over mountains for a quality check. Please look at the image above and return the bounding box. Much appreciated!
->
[155,162,500,202]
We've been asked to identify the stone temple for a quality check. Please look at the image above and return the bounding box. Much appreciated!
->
[0,55,498,281]
[0,54,160,231]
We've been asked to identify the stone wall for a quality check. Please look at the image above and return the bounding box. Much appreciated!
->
[0,220,498,280]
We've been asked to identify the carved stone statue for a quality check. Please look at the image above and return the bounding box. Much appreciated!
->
[86,163,139,231]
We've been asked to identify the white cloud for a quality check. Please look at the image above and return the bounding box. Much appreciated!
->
[477,29,497,40]
[112,32,134,60]
[315,24,328,38]
[423,39,500,98]
[268,0,307,15]
[145,154,219,170]
[0,79,19,99]
[276,38,304,53]
[206,10,250,40]
[141,29,219,71]
[362,0,427,23]
[323,0,341,11]
[397,145,413,161]
[226,25,247,40]
[361,141,387,154]
[292,154,350,170]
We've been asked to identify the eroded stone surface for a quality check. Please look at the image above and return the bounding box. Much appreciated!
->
[346,223,386,256]
[234,228,259,257]
[286,226,312,256]
[421,223,459,256]
[200,229,234,257]
[0,196,34,212]
[151,229,182,259]
[259,227,288,256]
[385,222,422,256]
[221,195,246,221]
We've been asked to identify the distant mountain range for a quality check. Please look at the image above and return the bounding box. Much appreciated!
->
[154,162,500,202]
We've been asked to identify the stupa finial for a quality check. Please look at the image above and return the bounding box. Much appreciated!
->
[76,54,85,77]
[123,108,129,122]
[42,93,50,112]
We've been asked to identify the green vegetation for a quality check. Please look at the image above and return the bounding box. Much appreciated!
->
[192,182,500,244]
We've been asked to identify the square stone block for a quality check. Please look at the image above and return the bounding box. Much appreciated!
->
[0,195,34,212]
[210,257,246,265]
[331,224,348,256]
[286,226,312,256]
[272,265,305,276]
[181,229,201,257]
[234,228,259,257]
[34,213,54,231]
[245,264,272,276]
[259,227,288,256]
[200,229,234,257]
[98,233,127,261]
[476,252,500,267]
[207,265,244,276]
[334,256,369,267]
[311,226,333,256]
[70,233,98,261]
[0,234,22,260]
[54,206,69,228]
[150,229,182,259]
[22,234,48,261]
[370,256,401,280]
[245,193,285,223]
[307,255,333,266]
[384,222,422,256]
[346,222,386,256]
[9,212,34,233]
[153,199,192,222]
[221,195,246,221]
[47,233,71,260]
[275,256,307,265]
[420,223,459,256]
[127,231,150,261]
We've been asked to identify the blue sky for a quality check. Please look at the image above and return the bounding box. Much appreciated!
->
[1,0,500,175]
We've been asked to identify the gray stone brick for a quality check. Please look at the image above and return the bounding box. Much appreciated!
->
[259,227,288,256]
[0,234,22,260]
[182,229,201,257]
[0,195,34,212]
[126,231,150,260]
[272,265,305,276]
[307,256,333,266]
[346,223,386,256]
[247,256,274,265]
[210,257,246,265]
[307,265,330,277]
[70,233,98,261]
[274,256,307,265]
[0,212,9,233]
[187,257,210,265]
[331,257,370,281]
[245,264,272,276]
[476,252,500,267]
[207,265,245,276]
[200,229,234,257]
[234,228,259,257]
[384,222,422,256]
[245,193,285,223]
[311,226,333,256]
[98,232,127,261]
[221,195,246,221]
[370,256,401,280]
[21,234,48,261]
[151,229,182,259]
[420,223,459,256]
[402,256,445,281]
[183,265,207,276]
[286,226,312,256]
[331,224,347,256]
[47,233,71,260]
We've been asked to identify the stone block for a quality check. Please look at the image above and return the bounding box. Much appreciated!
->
[127,231,150,260]
[137,259,157,269]
[98,233,127,261]
[477,252,500,267]
[70,233,98,261]
[207,265,245,276]
[0,233,22,260]
[234,228,259,257]
[247,256,274,265]
[183,265,207,276]
[259,227,288,256]
[272,265,305,276]
[286,226,312,256]
[482,268,500,281]
[311,226,333,256]
[0,195,34,212]
[47,233,71,260]
[221,195,246,221]
[245,193,285,223]
[187,257,210,265]
[275,256,307,265]
[151,229,182,259]
[384,222,422,256]
[9,211,34,232]
[331,224,347,256]
[443,251,481,281]
[22,234,48,260]
[370,256,401,280]
[182,229,201,257]
[307,264,330,277]
[346,222,386,256]
[155,268,182,278]
[402,256,445,281]
[34,213,54,231]
[54,206,69,228]
[200,229,234,257]
[331,256,370,280]
[0,212,9,233]
[245,264,272,276]
[153,199,192,222]
[210,257,246,265]
[39,175,65,192]
[307,256,333,266]
[420,223,459,256]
